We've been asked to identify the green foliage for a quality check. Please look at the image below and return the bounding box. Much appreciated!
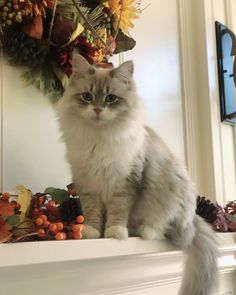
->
[226,213,236,223]
[21,66,64,102]
[5,215,21,227]
[1,26,50,69]
[45,187,70,204]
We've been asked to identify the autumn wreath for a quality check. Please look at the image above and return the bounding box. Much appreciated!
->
[0,0,142,100]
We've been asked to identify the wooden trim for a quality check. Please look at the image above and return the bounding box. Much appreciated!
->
[177,0,198,182]
[224,0,233,27]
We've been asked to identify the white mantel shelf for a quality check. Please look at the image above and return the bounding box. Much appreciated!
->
[0,233,236,295]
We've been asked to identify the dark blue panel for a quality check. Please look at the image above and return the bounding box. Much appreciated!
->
[215,21,236,125]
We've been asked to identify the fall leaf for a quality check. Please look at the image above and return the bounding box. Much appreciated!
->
[23,15,43,39]
[114,30,136,54]
[66,22,84,45]
[14,218,35,237]
[0,200,15,216]
[15,185,31,220]
[0,222,12,243]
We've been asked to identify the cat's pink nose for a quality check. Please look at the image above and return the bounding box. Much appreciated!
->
[94,108,102,115]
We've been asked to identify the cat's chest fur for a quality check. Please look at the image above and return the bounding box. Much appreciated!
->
[65,124,146,200]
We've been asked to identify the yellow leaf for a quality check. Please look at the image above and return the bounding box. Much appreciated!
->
[14,185,32,219]
[14,218,35,237]
[65,22,84,46]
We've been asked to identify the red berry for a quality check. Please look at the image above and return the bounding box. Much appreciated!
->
[38,196,45,205]
[1,192,10,200]
[76,215,84,224]
[11,200,21,209]
[47,200,56,207]
[35,217,43,226]
[73,231,82,240]
[37,228,46,237]
[40,214,47,222]
[49,223,57,232]
[47,205,60,219]
[55,232,66,240]
[43,220,50,228]
[72,224,84,232]
[31,208,43,218]
[56,222,63,231]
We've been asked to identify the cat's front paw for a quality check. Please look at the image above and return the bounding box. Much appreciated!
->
[104,225,128,240]
[83,225,101,239]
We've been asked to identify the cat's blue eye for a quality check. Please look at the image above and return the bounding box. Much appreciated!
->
[81,92,93,103]
[105,94,118,104]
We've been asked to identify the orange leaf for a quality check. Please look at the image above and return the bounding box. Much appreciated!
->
[0,223,12,243]
[0,200,15,216]
[23,15,43,39]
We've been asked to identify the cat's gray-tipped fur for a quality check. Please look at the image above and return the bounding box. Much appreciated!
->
[57,54,218,295]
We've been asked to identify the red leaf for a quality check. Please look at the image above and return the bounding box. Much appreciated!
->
[0,200,15,216]
[0,222,12,243]
[228,222,236,231]
[0,217,5,226]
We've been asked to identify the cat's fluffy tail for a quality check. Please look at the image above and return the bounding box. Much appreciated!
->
[179,215,218,295]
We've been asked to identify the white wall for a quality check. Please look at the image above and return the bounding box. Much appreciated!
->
[0,0,185,192]
[124,0,184,161]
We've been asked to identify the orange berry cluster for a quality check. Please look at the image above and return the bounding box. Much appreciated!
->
[30,188,84,241]
[35,213,84,240]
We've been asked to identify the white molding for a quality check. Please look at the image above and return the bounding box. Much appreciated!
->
[177,0,198,183]
[0,235,235,295]
[224,0,233,27]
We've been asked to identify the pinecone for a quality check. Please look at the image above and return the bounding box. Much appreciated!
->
[1,26,50,68]
[60,198,83,223]
[196,196,219,224]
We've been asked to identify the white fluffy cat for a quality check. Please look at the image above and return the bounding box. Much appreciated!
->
[57,54,218,295]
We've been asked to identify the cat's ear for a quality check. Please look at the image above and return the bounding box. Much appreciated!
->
[110,61,134,83]
[72,54,95,78]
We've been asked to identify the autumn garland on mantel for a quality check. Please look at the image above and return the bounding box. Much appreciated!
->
[0,0,142,100]
[1,188,236,243]
[0,184,85,243]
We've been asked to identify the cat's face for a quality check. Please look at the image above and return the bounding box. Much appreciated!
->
[62,54,136,127]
